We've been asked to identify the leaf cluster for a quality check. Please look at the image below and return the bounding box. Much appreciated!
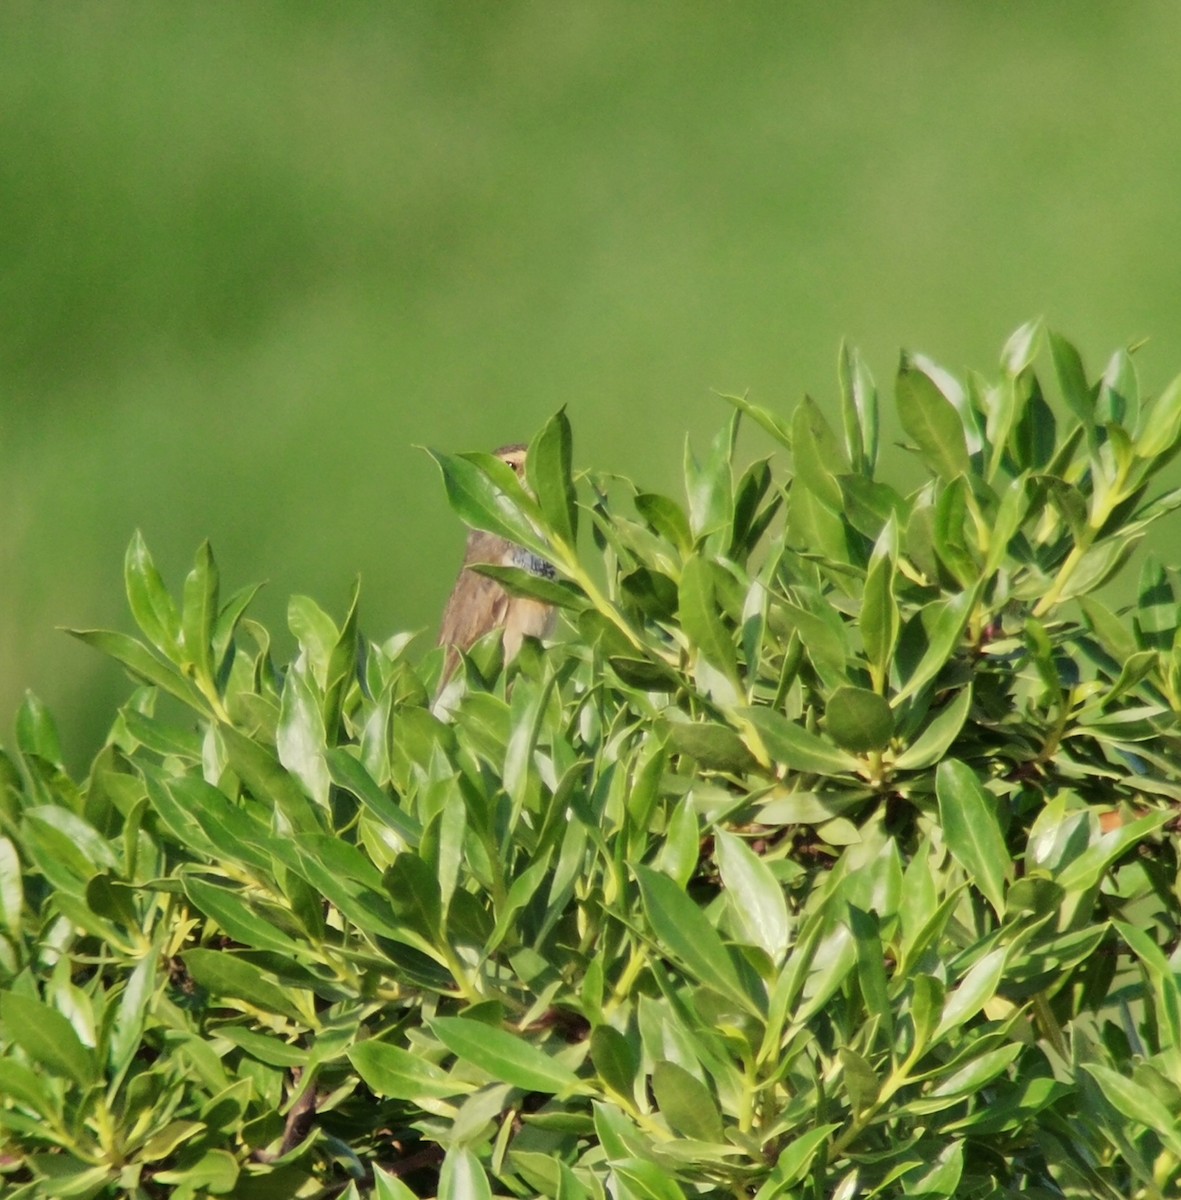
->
[3,324,1181,1199]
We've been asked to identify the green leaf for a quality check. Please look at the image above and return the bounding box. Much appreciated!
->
[1081,1063,1181,1157]
[0,993,96,1089]
[651,1060,724,1142]
[218,724,323,833]
[373,1168,422,1200]
[182,876,304,956]
[0,837,23,937]
[893,685,972,771]
[1050,331,1094,428]
[1000,317,1044,376]
[590,1026,638,1100]
[894,586,978,703]
[15,691,63,768]
[385,852,443,942]
[838,1046,880,1113]
[324,748,421,848]
[758,1124,842,1195]
[792,396,844,511]
[527,407,578,548]
[124,530,181,658]
[1136,371,1181,460]
[738,707,859,776]
[348,1039,474,1100]
[67,628,207,711]
[683,422,735,539]
[715,830,790,964]
[896,354,971,481]
[276,664,329,807]
[181,949,306,1022]
[438,1149,493,1200]
[664,718,757,773]
[181,540,219,682]
[839,340,878,474]
[635,491,693,555]
[427,447,546,557]
[679,555,740,684]
[720,391,792,451]
[470,563,587,610]
[935,946,1007,1040]
[635,865,759,1015]
[0,1058,55,1119]
[936,760,1010,917]
[431,1016,583,1095]
[824,685,894,753]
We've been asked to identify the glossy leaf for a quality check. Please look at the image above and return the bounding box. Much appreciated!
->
[896,354,971,481]
[935,760,1010,917]
[431,1016,583,1095]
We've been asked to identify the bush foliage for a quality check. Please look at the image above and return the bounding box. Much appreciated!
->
[3,323,1181,1199]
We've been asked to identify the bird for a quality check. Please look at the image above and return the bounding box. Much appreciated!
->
[436,443,557,687]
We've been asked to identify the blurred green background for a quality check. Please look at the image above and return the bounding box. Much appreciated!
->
[4,2,1181,769]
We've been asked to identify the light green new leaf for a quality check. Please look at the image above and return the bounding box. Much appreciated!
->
[431,1016,583,1095]
[715,830,790,965]
[438,1148,494,1200]
[936,760,1010,917]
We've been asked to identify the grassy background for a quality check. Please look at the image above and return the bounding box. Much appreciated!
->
[4,2,1181,767]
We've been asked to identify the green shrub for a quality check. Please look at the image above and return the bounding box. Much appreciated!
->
[3,322,1181,1199]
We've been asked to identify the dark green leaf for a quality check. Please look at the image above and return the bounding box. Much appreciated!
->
[824,686,894,753]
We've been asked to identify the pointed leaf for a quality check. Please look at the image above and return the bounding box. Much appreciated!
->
[936,760,1009,917]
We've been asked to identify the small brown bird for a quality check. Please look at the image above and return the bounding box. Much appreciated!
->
[437,444,557,685]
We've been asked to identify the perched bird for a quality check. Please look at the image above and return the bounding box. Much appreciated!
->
[437,443,556,686]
